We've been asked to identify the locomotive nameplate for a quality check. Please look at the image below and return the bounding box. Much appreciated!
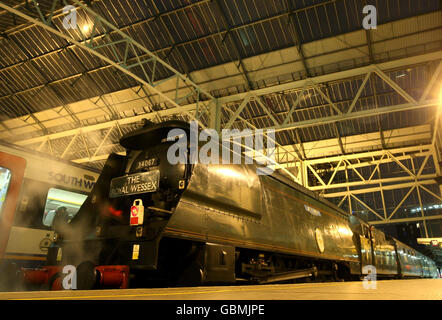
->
[109,170,160,198]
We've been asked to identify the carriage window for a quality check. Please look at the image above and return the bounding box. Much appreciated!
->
[0,167,12,217]
[42,188,88,228]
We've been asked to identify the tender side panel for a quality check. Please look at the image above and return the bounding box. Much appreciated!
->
[261,174,357,262]
[169,162,358,263]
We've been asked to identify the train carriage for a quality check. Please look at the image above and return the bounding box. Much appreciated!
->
[0,142,99,274]
[369,228,399,277]
[395,241,424,278]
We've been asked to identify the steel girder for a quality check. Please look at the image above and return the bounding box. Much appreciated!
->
[302,144,441,236]
[0,0,301,180]
[9,51,442,147]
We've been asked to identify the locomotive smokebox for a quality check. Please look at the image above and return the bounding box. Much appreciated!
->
[49,120,193,283]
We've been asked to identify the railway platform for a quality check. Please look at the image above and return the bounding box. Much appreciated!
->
[0,279,440,300]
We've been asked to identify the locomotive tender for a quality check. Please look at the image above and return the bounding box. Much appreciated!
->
[28,120,439,289]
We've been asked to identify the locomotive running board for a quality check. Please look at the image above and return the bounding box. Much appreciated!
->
[255,267,318,284]
[148,206,173,215]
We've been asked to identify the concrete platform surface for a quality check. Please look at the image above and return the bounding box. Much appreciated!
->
[0,279,441,300]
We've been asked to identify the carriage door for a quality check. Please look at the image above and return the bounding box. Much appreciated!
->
[360,224,373,270]
[0,152,26,259]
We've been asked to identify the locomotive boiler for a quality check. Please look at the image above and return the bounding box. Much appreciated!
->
[20,120,438,290]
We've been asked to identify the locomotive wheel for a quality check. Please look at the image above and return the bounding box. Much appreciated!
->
[177,262,204,287]
[47,272,62,290]
[76,261,99,290]
[0,261,21,291]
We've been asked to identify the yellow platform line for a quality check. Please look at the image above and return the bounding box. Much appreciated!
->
[11,282,347,300]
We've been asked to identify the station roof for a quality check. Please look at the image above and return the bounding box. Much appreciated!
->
[0,1,441,260]
[0,0,440,168]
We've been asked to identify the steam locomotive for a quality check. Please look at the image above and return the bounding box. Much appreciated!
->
[16,120,440,290]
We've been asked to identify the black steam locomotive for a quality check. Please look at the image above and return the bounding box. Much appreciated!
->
[37,120,439,289]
